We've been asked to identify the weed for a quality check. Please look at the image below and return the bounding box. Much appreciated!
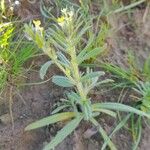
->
[100,50,150,148]
[25,8,150,150]
[0,22,38,91]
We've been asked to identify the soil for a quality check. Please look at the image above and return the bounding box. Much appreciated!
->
[1,1,150,150]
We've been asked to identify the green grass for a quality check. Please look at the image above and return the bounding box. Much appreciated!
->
[0,22,38,92]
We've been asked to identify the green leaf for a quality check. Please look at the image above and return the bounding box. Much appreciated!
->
[52,75,74,87]
[81,71,105,82]
[35,33,44,48]
[77,47,104,64]
[92,103,150,118]
[73,25,91,46]
[143,55,150,79]
[43,115,83,150]
[40,61,53,80]
[87,79,113,93]
[57,51,70,67]
[24,24,35,40]
[25,112,75,131]
[67,92,81,103]
[90,118,117,150]
[51,105,70,114]
[92,108,116,118]
[132,116,142,150]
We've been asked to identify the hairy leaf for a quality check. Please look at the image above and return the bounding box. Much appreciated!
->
[25,112,75,130]
[40,61,53,80]
[92,103,150,118]
[43,115,83,150]
[52,75,74,87]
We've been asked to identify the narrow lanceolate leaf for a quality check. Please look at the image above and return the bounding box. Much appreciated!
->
[143,56,150,78]
[81,71,105,82]
[40,61,53,80]
[57,51,70,67]
[92,108,116,118]
[92,103,150,118]
[77,47,104,64]
[25,112,75,131]
[51,105,70,114]
[90,118,117,150]
[52,75,74,87]
[43,115,83,150]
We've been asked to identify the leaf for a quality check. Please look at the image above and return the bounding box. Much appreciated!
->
[35,33,44,48]
[92,103,150,118]
[92,108,116,118]
[67,92,81,103]
[24,24,35,40]
[143,55,150,78]
[40,61,53,80]
[73,25,91,46]
[77,47,104,64]
[51,105,70,114]
[90,118,117,150]
[52,75,74,87]
[87,79,113,93]
[132,117,142,150]
[25,112,75,131]
[81,71,105,82]
[43,115,83,150]
[57,51,70,67]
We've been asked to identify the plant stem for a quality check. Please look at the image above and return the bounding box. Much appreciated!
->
[70,46,87,101]
[69,46,92,120]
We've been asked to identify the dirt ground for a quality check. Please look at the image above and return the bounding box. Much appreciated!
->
[1,1,150,150]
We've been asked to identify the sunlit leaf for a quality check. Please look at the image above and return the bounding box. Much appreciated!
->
[25,112,75,130]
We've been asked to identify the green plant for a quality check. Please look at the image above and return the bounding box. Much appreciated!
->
[99,51,150,149]
[134,81,150,113]
[0,20,39,129]
[100,51,150,88]
[0,22,38,91]
[25,8,150,150]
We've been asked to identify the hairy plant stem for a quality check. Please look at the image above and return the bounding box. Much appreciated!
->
[69,45,92,120]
